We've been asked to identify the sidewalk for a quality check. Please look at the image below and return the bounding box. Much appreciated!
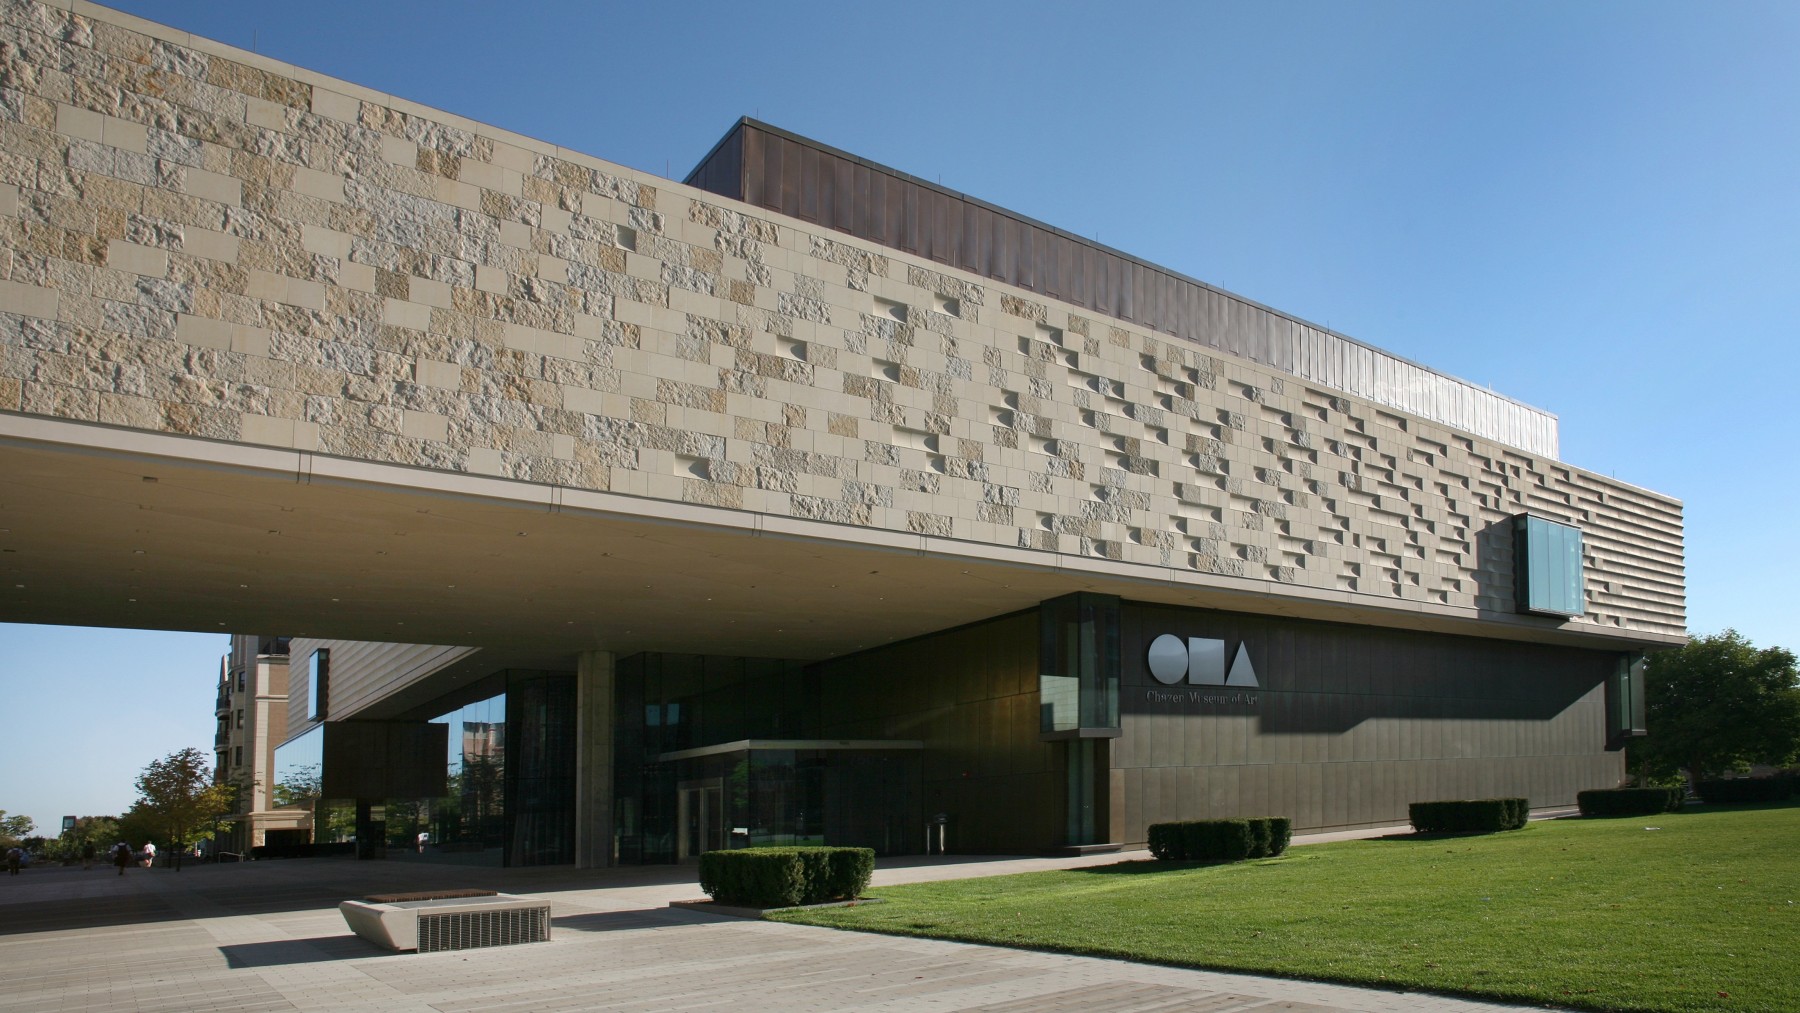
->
[0,831,1566,1013]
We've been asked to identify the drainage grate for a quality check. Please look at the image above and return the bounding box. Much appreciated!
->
[416,905,551,952]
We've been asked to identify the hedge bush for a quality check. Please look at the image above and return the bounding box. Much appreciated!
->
[1695,777,1795,805]
[1577,787,1684,816]
[1148,817,1292,862]
[697,846,875,908]
[1409,798,1529,834]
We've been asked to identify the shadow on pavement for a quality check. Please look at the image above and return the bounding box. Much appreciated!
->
[220,935,387,968]
[553,909,698,933]
[0,895,187,936]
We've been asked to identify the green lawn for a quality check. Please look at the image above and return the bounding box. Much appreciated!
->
[772,804,1800,1013]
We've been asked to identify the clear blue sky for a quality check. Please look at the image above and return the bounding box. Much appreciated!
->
[4,0,1797,831]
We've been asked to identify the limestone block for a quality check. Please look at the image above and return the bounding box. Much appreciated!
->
[402,409,448,443]
[106,240,169,279]
[101,115,148,153]
[54,103,104,143]
[382,298,430,331]
[176,313,231,350]
[290,166,343,203]
[310,87,360,123]
[0,278,59,319]
[240,413,297,448]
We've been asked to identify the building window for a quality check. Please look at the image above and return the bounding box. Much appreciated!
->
[1513,514,1585,617]
[234,746,243,767]
[236,709,244,729]
[1038,592,1121,736]
[1607,654,1648,748]
[307,649,330,721]
[237,669,246,693]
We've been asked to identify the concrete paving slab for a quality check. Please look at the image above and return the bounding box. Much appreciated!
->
[0,845,1568,1013]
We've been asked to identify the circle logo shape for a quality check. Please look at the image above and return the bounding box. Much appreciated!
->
[1147,634,1187,685]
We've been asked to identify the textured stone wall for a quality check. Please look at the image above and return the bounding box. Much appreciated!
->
[0,1,1685,640]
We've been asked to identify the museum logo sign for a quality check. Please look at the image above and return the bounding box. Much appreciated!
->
[1143,633,1261,707]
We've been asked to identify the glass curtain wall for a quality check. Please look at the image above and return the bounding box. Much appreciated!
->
[429,692,507,861]
[615,653,921,863]
[266,670,575,866]
[614,654,819,863]
[505,673,576,865]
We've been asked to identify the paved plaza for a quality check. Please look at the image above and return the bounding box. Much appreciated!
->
[0,835,1566,1013]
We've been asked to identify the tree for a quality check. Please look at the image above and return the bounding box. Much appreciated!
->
[50,815,121,862]
[0,810,33,847]
[133,748,237,870]
[1631,630,1800,782]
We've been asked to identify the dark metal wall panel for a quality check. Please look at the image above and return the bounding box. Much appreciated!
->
[1117,602,1623,839]
[685,119,1560,457]
[680,121,743,203]
[815,611,1058,854]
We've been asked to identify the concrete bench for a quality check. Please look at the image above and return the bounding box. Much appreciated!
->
[340,893,551,953]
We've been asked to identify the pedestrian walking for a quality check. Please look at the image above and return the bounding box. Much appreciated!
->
[5,845,21,875]
[141,841,156,868]
[80,840,95,870]
[111,841,130,876]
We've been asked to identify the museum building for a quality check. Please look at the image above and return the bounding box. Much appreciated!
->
[0,4,1684,868]
[259,121,1684,865]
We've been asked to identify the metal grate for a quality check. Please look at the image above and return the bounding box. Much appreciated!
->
[416,905,551,953]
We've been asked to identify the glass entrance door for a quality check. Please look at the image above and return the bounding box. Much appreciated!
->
[677,782,725,860]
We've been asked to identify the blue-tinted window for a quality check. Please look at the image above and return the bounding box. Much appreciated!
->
[1513,514,1585,617]
[307,649,330,720]
[271,725,322,810]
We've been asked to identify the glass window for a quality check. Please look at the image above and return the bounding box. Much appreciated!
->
[427,689,509,860]
[307,649,330,721]
[1513,514,1585,617]
[1038,593,1121,734]
[1607,654,1648,746]
[272,726,323,811]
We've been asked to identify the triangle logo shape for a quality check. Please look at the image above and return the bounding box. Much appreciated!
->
[1225,643,1259,688]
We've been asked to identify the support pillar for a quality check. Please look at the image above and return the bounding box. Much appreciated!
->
[574,651,615,869]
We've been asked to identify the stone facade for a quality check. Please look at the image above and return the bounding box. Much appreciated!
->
[0,1,1683,641]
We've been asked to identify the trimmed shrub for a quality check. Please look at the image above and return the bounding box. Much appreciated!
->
[1148,817,1291,861]
[1245,817,1273,858]
[1146,822,1184,861]
[1264,816,1293,856]
[1577,787,1683,816]
[1695,777,1794,805]
[698,846,875,908]
[1181,819,1251,862]
[822,846,876,901]
[1409,798,1529,835]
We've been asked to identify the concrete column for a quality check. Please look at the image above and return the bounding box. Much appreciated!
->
[574,650,615,869]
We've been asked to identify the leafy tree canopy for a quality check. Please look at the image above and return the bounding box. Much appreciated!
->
[0,810,33,844]
[0,810,34,851]
[1631,629,1800,781]
[133,747,237,868]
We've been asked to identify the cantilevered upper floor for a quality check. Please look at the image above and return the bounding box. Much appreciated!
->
[0,1,1683,656]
